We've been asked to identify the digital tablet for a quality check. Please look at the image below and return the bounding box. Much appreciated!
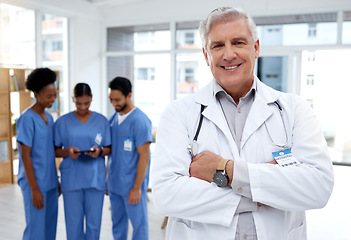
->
[73,149,96,154]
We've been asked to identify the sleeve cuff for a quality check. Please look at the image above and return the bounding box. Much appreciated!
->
[232,160,252,199]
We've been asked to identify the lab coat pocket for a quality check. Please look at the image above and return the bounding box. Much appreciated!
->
[168,220,196,240]
[287,221,306,240]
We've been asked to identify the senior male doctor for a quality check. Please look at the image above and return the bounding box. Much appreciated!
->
[152,7,334,240]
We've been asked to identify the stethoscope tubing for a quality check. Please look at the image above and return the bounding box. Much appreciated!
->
[264,101,290,149]
[188,100,290,157]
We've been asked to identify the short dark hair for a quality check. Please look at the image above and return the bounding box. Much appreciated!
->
[109,76,132,97]
[26,68,57,93]
[73,83,92,98]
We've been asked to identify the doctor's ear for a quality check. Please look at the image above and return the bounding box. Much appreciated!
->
[254,39,260,59]
[202,48,210,66]
[126,92,132,100]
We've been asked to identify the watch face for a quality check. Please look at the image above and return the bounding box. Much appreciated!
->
[213,170,229,187]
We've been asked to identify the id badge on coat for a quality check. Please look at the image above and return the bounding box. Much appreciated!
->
[272,149,300,167]
[95,132,103,145]
[124,139,132,151]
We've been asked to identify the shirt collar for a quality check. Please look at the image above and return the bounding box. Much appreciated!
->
[213,78,257,104]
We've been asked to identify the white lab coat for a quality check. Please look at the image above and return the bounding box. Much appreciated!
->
[152,77,334,240]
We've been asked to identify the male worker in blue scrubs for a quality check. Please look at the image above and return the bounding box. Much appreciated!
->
[107,76,152,240]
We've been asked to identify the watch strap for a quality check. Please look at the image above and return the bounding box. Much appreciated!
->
[217,159,229,171]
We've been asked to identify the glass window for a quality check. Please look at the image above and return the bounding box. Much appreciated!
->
[308,23,317,37]
[300,50,351,165]
[107,24,172,129]
[258,22,337,46]
[185,32,195,45]
[283,22,337,45]
[107,54,171,127]
[136,67,155,81]
[0,4,35,68]
[176,21,202,49]
[257,56,288,92]
[256,12,338,46]
[107,24,171,51]
[343,22,351,44]
[342,11,351,44]
[175,52,212,99]
[41,13,68,117]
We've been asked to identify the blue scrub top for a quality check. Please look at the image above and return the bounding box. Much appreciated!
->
[54,112,111,192]
[17,108,58,192]
[107,108,152,196]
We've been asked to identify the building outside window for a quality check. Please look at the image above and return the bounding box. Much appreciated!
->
[41,13,68,118]
[308,23,317,38]
[175,21,211,99]
[184,32,195,45]
[256,12,338,46]
[107,24,171,127]
[342,11,351,44]
[136,67,155,81]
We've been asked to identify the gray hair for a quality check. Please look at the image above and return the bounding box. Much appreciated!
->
[199,7,258,49]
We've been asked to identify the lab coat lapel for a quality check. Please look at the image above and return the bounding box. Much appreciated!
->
[194,80,238,157]
[241,81,277,149]
[202,98,230,138]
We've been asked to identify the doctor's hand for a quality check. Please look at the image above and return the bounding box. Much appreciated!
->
[128,187,141,205]
[68,147,80,159]
[190,151,228,183]
[85,146,100,158]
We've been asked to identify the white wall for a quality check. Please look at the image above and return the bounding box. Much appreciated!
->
[101,0,351,27]
[69,16,104,113]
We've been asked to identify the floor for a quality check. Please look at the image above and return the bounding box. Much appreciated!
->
[0,165,350,240]
[0,187,166,240]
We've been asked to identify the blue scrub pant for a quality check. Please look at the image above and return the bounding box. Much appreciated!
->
[20,182,58,240]
[109,190,149,240]
[62,188,105,240]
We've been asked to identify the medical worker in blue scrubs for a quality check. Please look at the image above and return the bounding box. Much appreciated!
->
[54,83,111,240]
[107,77,152,240]
[17,68,59,240]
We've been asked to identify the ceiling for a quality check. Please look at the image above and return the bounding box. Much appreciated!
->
[82,0,147,7]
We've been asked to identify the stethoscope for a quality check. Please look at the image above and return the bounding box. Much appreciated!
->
[265,101,290,149]
[187,104,206,157]
[187,101,290,157]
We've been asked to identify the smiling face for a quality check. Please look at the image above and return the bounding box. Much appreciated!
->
[109,89,131,114]
[34,83,57,109]
[73,94,92,115]
[203,17,260,102]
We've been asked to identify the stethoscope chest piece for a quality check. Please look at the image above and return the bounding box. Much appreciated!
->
[188,104,206,158]
[187,140,199,158]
